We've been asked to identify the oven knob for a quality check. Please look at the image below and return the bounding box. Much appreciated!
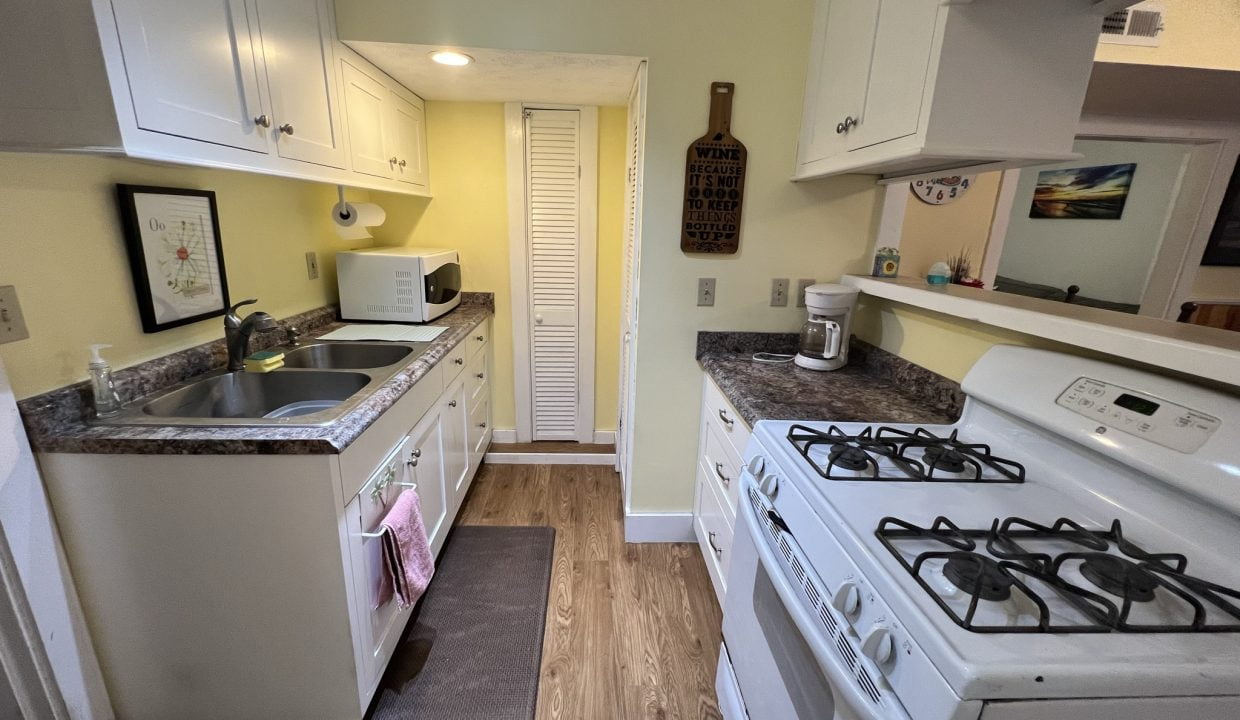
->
[746,455,766,477]
[862,627,895,667]
[758,472,779,497]
[832,582,861,619]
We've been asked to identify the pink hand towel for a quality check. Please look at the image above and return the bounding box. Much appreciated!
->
[375,488,436,609]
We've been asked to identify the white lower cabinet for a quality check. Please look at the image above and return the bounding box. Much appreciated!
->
[694,374,752,606]
[37,318,492,720]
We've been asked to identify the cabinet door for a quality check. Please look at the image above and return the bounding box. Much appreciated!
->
[111,0,269,152]
[796,0,880,169]
[340,59,393,178]
[442,378,469,514]
[847,1,940,151]
[407,407,448,557]
[388,90,429,188]
[250,0,346,168]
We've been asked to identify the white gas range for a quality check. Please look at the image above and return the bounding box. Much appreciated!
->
[717,345,1240,720]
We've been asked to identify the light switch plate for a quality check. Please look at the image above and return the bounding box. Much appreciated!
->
[697,278,716,307]
[770,278,789,307]
[305,251,320,280]
[0,285,30,344]
[796,279,816,307]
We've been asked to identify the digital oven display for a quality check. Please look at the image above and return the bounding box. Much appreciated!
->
[1115,393,1160,417]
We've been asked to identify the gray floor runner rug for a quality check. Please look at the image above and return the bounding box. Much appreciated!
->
[367,526,555,720]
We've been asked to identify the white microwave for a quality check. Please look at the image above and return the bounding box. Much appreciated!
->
[337,246,461,323]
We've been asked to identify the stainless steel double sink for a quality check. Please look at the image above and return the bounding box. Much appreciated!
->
[95,341,431,427]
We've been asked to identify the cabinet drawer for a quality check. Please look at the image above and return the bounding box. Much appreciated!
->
[702,375,751,460]
[702,422,740,526]
[694,463,733,606]
[468,395,491,459]
[466,349,488,408]
[466,318,490,359]
[441,341,467,386]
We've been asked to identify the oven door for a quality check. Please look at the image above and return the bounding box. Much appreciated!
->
[722,472,909,720]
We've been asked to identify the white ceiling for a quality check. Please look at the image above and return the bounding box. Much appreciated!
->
[344,42,643,106]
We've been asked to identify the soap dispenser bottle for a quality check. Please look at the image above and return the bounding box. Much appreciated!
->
[88,344,122,418]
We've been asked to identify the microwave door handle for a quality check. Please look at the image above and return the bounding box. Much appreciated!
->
[737,475,897,720]
[826,320,843,359]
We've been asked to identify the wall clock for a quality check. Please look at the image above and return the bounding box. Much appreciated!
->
[911,175,975,205]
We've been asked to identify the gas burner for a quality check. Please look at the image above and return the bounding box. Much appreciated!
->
[786,424,1025,483]
[943,554,1014,601]
[829,444,872,472]
[876,516,1240,633]
[1079,554,1159,602]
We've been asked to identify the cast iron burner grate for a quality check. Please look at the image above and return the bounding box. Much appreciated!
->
[875,516,1240,633]
[786,424,1025,483]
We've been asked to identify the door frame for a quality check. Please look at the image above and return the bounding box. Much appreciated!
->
[617,62,647,494]
[504,102,599,443]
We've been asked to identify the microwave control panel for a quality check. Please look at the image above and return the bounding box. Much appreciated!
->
[1056,377,1220,454]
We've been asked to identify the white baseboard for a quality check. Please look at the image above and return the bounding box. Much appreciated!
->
[490,429,615,445]
[624,512,695,543]
[484,452,616,465]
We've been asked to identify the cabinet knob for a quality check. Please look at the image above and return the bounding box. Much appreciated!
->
[407,458,418,467]
[448,400,458,407]
[389,156,398,166]
[253,114,271,128]
[475,335,484,341]
[478,422,487,429]
[279,123,295,135]
[476,372,484,380]
[411,449,421,458]
[398,159,407,168]
[454,358,464,365]
[835,116,858,134]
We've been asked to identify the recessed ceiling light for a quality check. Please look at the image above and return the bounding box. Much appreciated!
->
[429,51,473,67]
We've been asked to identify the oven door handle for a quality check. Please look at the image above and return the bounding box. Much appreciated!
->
[737,473,900,720]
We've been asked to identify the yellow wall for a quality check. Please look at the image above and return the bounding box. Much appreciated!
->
[0,152,372,399]
[1192,266,1240,303]
[337,0,882,512]
[372,101,627,433]
[899,172,1003,280]
[1095,0,1240,71]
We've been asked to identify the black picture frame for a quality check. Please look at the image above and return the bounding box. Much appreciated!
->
[1202,158,1240,266]
[116,184,230,333]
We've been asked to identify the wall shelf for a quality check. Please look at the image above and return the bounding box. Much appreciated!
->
[842,275,1240,387]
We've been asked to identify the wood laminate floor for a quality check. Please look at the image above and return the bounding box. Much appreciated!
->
[455,463,724,720]
[488,442,616,455]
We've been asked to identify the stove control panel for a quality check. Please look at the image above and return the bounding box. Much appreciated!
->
[1057,377,1220,453]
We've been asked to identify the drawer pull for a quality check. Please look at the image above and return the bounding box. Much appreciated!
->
[407,458,418,468]
[717,408,734,428]
[411,449,422,458]
[478,422,488,429]
[714,462,731,487]
[707,531,723,557]
[454,358,465,365]
[475,334,485,341]
[448,400,458,408]
[476,372,485,380]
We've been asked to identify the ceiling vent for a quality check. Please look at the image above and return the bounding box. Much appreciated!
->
[1099,1,1165,47]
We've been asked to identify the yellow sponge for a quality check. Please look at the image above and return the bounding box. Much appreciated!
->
[243,351,285,373]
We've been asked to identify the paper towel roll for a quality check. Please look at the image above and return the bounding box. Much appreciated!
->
[331,201,386,240]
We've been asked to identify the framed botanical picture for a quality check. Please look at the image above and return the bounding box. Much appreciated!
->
[116,185,230,333]
[1202,157,1240,266]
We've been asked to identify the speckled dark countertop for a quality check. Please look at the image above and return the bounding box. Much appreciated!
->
[19,294,494,455]
[697,332,963,427]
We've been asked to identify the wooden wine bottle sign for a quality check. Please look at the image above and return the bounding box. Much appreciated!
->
[681,82,747,253]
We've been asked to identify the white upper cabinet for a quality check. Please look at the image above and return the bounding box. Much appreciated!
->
[795,0,1118,180]
[341,58,393,178]
[110,0,269,153]
[388,89,429,189]
[0,0,430,196]
[251,0,346,168]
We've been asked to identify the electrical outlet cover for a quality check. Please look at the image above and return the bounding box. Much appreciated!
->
[305,251,320,280]
[796,279,816,307]
[771,278,789,307]
[697,278,716,307]
[0,285,30,344]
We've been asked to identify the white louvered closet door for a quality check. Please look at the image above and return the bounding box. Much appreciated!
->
[525,109,583,441]
[617,70,643,479]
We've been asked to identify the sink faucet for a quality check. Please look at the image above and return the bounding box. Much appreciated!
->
[224,299,280,371]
